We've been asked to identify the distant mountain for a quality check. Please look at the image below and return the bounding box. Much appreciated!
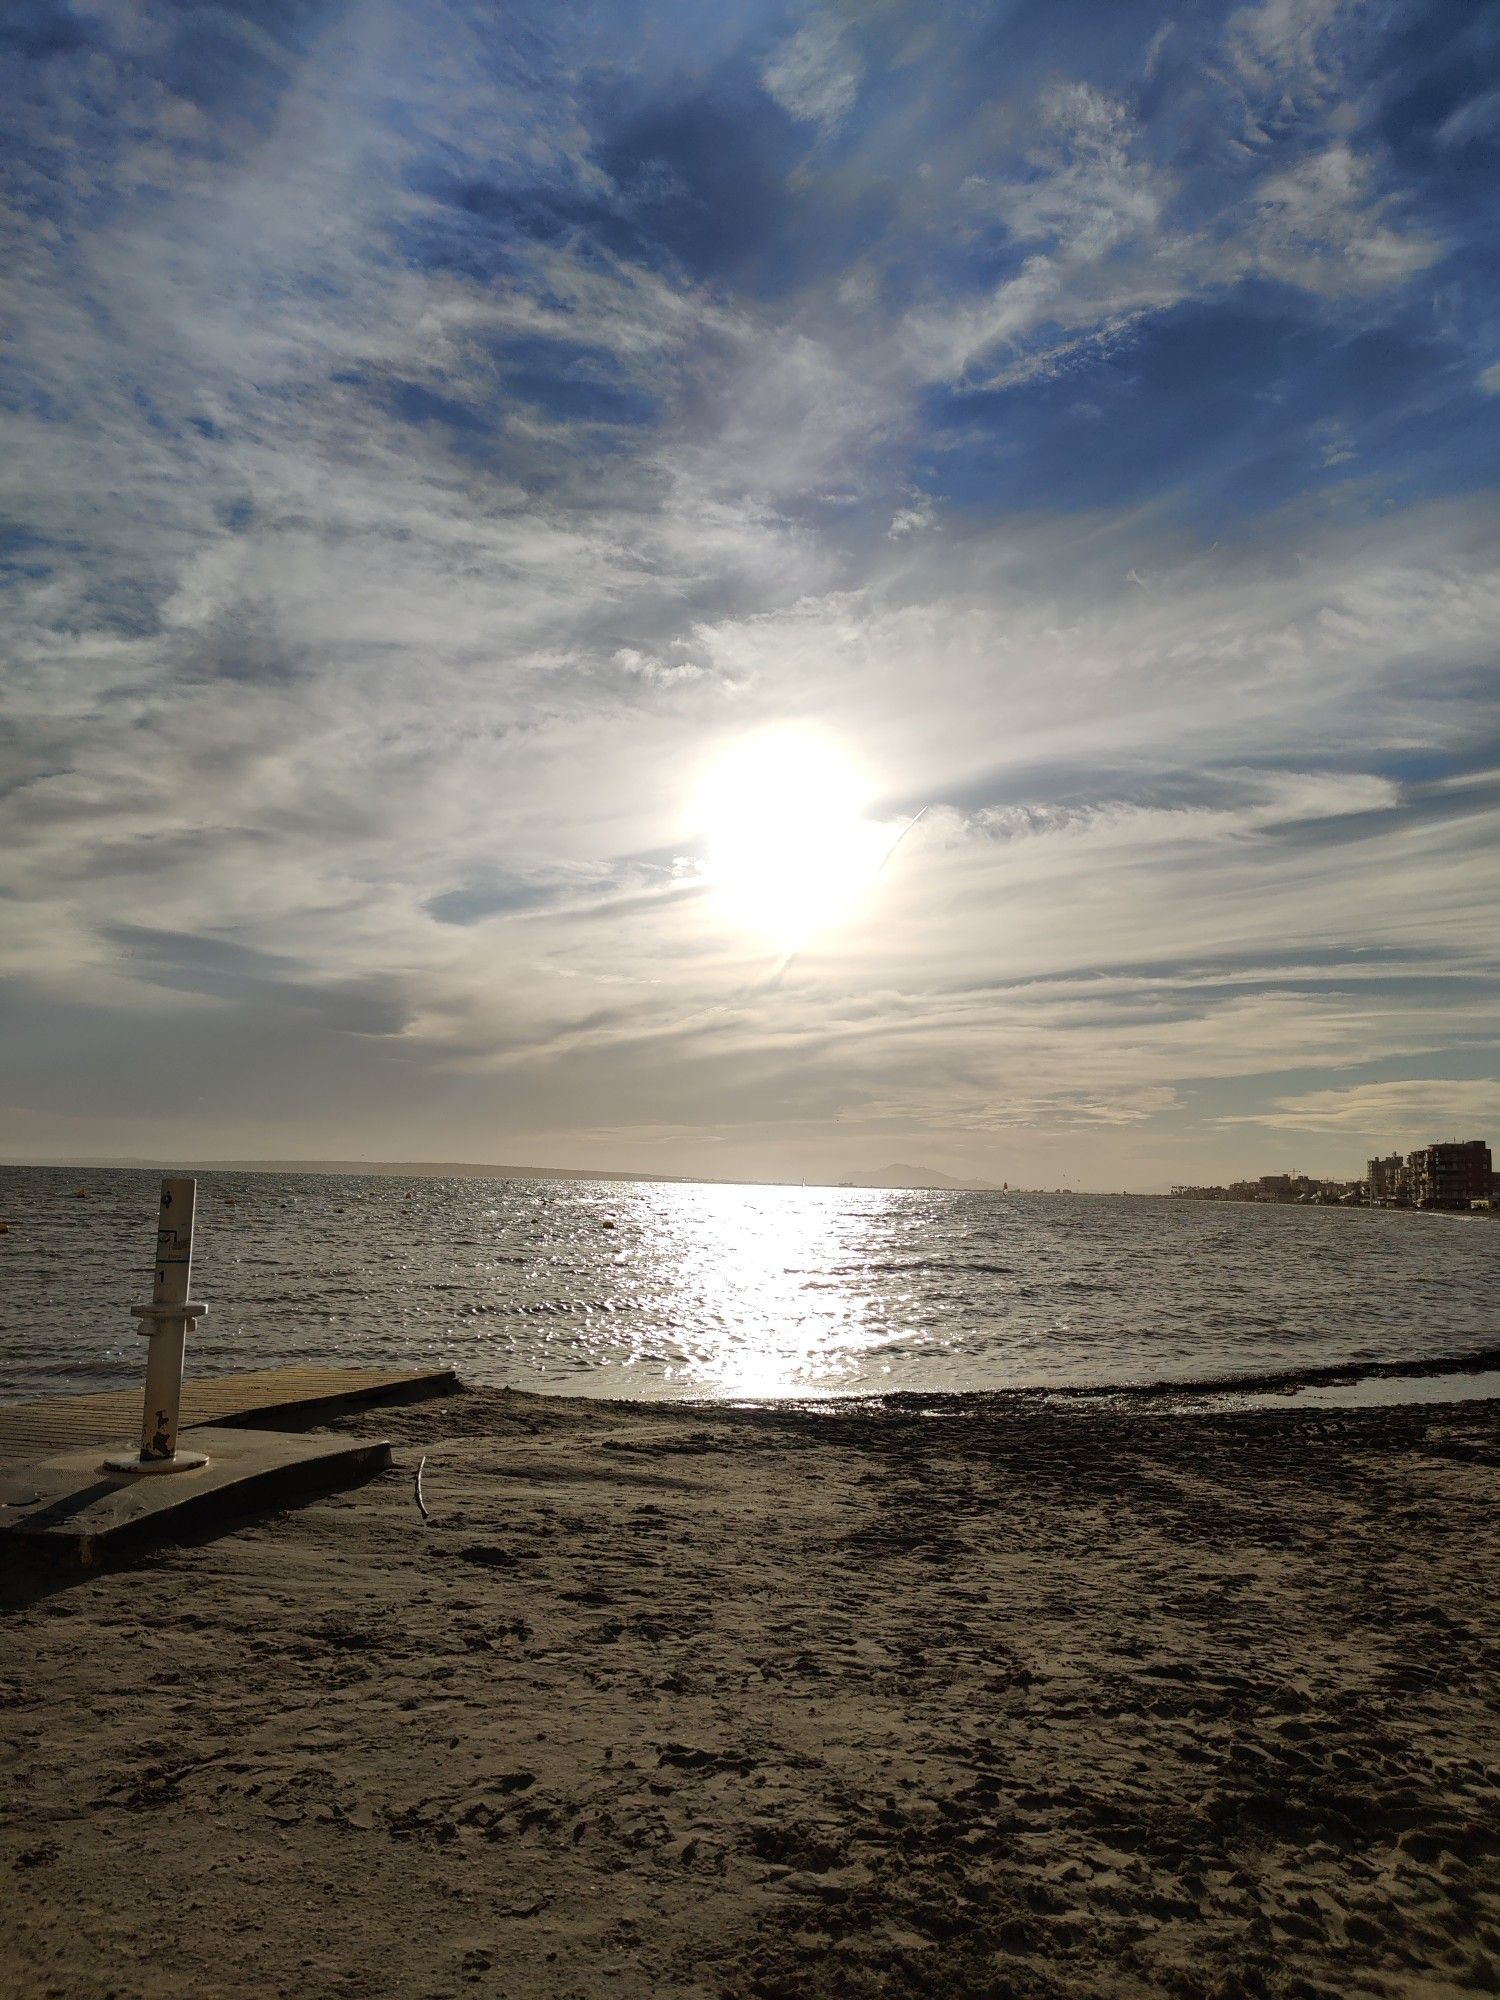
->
[851,1163,998,1190]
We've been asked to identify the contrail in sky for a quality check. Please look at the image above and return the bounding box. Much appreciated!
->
[764,804,930,987]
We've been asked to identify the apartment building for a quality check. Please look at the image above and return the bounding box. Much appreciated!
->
[1405,1140,1493,1211]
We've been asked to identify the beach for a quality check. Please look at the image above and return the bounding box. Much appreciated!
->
[3,1386,1498,1999]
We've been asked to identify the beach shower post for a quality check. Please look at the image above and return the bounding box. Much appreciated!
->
[104,1176,211,1476]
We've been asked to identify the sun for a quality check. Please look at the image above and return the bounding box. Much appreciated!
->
[694,729,896,950]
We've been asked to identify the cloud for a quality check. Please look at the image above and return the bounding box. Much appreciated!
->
[611,646,713,687]
[1224,0,1354,107]
[1221,1079,1500,1138]
[761,17,861,133]
[1247,143,1438,295]
[887,495,937,539]
[1436,87,1500,149]
[988,82,1169,257]
[915,111,1436,391]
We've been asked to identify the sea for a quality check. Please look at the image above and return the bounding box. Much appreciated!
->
[1,1165,1497,1405]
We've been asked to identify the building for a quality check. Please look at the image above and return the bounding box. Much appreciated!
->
[1405,1140,1493,1211]
[1171,1174,1364,1203]
[1172,1137,1493,1208]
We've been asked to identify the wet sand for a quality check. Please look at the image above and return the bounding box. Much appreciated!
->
[3,1387,1498,1999]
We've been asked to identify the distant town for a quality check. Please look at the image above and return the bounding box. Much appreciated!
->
[1172,1138,1495,1212]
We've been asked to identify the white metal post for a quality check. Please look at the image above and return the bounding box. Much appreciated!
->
[105,1176,210,1476]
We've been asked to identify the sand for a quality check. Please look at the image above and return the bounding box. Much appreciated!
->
[3,1387,1498,2000]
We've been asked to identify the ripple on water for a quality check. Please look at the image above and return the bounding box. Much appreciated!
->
[0,1167,1496,1401]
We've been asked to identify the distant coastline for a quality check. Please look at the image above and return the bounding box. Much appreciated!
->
[1171,1137,1496,1214]
[0,1157,1000,1193]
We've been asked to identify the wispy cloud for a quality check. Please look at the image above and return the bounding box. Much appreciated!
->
[1222,1079,1500,1139]
[762,17,861,133]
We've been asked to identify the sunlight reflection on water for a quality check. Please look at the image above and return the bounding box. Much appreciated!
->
[1,1165,1496,1400]
[647,1183,890,1397]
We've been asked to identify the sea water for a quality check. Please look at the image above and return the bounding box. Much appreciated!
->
[1,1165,1496,1402]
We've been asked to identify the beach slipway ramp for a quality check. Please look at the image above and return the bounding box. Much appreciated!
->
[0,1365,456,1564]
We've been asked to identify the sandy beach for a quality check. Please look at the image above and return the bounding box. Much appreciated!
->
[3,1386,1497,1999]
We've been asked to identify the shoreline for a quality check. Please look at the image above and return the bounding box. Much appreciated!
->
[1030,1338,1500,1401]
[5,1385,1498,1997]
[679,1340,1500,1408]
[9,1342,1500,1420]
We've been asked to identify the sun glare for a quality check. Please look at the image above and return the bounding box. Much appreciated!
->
[695,730,896,949]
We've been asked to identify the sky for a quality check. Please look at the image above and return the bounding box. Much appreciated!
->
[2,0,1498,1189]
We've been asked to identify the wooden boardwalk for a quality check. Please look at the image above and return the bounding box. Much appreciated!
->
[0,1365,458,1461]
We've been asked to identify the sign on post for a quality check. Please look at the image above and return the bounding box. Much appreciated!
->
[104,1176,211,1476]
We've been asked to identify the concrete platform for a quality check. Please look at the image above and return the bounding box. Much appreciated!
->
[0,1426,392,1566]
[0,1364,458,1459]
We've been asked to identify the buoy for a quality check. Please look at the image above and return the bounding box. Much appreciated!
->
[222,1196,237,1206]
[74,1187,88,1198]
[601,1217,617,1229]
[0,1221,8,1232]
